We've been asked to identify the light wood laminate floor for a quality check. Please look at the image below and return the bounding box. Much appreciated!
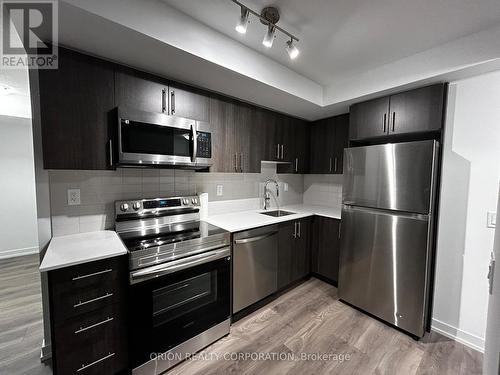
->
[0,255,482,375]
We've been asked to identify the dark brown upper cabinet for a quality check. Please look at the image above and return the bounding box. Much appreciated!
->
[208,95,236,173]
[276,117,310,174]
[349,83,446,141]
[309,114,349,174]
[34,47,115,170]
[349,97,390,140]
[388,84,446,135]
[114,68,168,114]
[167,83,210,122]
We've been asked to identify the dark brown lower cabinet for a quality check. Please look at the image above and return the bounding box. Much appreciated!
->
[278,218,311,289]
[311,216,341,284]
[48,256,128,375]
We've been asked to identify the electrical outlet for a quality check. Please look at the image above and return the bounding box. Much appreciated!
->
[67,189,81,206]
[216,185,223,196]
[487,211,496,228]
[284,183,289,192]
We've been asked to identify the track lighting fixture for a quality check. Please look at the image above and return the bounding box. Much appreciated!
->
[235,7,249,34]
[262,25,275,48]
[231,0,300,59]
[286,38,299,59]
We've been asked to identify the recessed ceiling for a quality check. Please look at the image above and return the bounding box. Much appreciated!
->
[163,0,500,86]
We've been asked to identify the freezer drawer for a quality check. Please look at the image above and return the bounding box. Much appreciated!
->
[338,206,432,337]
[233,225,278,313]
[343,140,438,214]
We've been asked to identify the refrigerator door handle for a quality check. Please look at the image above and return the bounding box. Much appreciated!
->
[342,204,430,221]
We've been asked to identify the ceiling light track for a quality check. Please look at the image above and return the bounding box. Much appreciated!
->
[231,0,300,59]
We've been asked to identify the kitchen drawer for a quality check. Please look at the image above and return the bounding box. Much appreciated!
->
[49,257,126,322]
[53,305,127,374]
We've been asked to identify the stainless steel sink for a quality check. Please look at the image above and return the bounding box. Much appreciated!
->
[260,210,295,217]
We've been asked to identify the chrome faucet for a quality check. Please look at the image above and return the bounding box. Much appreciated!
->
[263,179,279,210]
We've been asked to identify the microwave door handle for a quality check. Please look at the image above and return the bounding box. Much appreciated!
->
[191,123,197,163]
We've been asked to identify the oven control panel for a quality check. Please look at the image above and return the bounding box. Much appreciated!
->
[115,195,200,215]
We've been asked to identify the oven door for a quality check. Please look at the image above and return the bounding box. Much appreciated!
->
[129,248,230,368]
[118,107,207,168]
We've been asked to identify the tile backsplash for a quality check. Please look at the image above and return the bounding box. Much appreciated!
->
[49,164,305,236]
[303,174,343,208]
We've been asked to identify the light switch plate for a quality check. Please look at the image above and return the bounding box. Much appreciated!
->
[67,189,81,205]
[487,211,496,228]
[216,185,223,196]
[284,183,289,192]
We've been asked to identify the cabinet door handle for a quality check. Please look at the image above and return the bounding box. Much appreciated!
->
[72,268,112,281]
[276,144,280,159]
[295,158,298,173]
[329,157,332,172]
[234,153,237,172]
[338,223,341,239]
[239,153,243,173]
[334,157,338,173]
[162,88,167,113]
[74,317,114,334]
[383,113,387,133]
[170,90,176,115]
[77,352,115,373]
[297,222,301,239]
[74,292,113,308]
[108,140,113,167]
[392,112,396,132]
[280,144,284,160]
[293,222,297,238]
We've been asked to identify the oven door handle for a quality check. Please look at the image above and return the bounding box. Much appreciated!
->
[130,247,230,284]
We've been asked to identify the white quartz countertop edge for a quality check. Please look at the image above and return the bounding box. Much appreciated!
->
[40,230,128,272]
[203,204,341,233]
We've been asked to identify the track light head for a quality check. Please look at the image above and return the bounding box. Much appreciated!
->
[262,25,276,48]
[286,39,299,59]
[235,7,249,34]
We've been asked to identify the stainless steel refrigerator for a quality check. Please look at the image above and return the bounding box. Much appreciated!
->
[339,140,439,338]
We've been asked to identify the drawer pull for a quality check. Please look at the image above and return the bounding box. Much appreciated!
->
[77,352,115,372]
[72,269,112,281]
[74,317,114,334]
[74,293,113,308]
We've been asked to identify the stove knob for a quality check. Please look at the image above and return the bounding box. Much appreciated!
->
[120,203,129,212]
[192,198,198,204]
[132,202,141,211]
[183,199,189,205]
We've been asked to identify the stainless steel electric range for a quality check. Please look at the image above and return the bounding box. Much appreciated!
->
[114,195,231,374]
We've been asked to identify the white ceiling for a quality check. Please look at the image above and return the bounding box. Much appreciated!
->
[163,0,500,86]
[38,0,500,119]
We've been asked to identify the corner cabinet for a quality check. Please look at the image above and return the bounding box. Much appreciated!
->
[278,217,311,289]
[311,216,341,284]
[33,47,115,170]
[349,83,446,141]
[309,114,349,174]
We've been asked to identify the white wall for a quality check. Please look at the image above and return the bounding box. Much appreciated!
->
[432,71,500,351]
[0,115,38,258]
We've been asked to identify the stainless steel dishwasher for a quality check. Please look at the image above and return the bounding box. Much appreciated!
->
[233,225,278,313]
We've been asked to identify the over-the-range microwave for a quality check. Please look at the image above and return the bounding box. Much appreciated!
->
[116,107,212,169]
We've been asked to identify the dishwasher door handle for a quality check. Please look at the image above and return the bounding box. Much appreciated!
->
[234,231,278,244]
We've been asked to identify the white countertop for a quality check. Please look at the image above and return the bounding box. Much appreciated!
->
[39,230,128,272]
[204,204,341,233]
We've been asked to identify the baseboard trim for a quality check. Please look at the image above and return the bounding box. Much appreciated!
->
[431,318,484,353]
[0,246,38,260]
